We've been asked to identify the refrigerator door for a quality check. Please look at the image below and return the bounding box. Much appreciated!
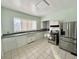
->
[63,22,76,38]
[74,22,77,39]
[69,22,77,38]
[68,22,74,37]
[63,22,69,37]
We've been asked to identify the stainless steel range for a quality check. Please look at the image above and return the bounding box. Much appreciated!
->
[48,25,60,45]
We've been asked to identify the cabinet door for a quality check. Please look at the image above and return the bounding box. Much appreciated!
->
[2,38,17,53]
[26,34,34,43]
[15,35,27,48]
[26,36,32,43]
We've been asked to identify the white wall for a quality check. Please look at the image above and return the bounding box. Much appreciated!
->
[50,20,59,25]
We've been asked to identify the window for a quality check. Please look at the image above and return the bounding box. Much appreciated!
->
[14,17,21,32]
[14,17,37,32]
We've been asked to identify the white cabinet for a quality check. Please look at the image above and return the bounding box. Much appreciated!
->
[15,35,27,48]
[26,36,33,43]
[32,37,36,41]
[2,32,44,53]
[26,33,35,43]
[2,37,17,53]
[2,35,29,53]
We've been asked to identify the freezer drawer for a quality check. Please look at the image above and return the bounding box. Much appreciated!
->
[59,38,77,54]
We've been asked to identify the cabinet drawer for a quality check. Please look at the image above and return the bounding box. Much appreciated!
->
[59,40,77,54]
[59,40,70,50]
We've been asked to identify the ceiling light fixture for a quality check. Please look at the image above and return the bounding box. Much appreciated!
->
[35,0,50,9]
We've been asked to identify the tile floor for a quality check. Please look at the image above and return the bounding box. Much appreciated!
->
[2,39,77,59]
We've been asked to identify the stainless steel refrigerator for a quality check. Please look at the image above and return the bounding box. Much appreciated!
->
[63,22,77,38]
[59,21,77,55]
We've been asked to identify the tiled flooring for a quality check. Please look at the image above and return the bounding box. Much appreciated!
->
[2,39,77,59]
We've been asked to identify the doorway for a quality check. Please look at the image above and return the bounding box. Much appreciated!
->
[42,21,49,29]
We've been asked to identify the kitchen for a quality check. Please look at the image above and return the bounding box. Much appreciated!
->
[1,0,77,59]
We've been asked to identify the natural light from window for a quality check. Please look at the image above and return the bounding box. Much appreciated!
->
[14,17,37,32]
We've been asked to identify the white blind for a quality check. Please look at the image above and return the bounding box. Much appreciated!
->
[14,17,21,32]
[14,17,37,32]
[32,20,37,30]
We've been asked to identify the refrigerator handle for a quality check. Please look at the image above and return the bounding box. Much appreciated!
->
[67,23,69,30]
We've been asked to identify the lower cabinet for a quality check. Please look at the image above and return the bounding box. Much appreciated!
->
[2,38,17,53]
[15,35,27,48]
[2,32,45,53]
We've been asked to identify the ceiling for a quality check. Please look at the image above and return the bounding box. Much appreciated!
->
[1,0,76,17]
